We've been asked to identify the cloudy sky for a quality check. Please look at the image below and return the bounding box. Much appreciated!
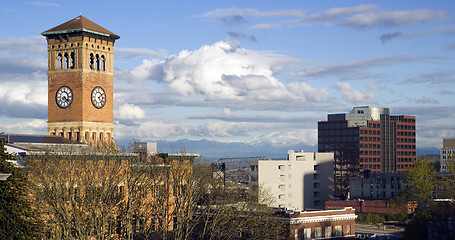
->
[0,0,454,150]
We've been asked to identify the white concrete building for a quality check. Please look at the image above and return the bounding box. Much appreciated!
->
[258,150,334,210]
[441,139,455,171]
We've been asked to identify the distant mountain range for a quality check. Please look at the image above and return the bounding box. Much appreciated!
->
[117,138,440,161]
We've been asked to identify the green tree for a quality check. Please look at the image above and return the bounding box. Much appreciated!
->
[400,156,455,240]
[402,157,436,212]
[0,136,42,239]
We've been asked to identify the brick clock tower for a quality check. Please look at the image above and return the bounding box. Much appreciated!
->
[42,16,119,146]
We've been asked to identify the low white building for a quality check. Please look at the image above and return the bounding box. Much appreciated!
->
[258,150,334,210]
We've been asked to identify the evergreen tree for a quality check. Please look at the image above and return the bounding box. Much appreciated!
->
[0,136,41,239]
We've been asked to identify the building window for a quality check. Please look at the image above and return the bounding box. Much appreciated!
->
[294,229,298,240]
[314,227,322,238]
[63,53,69,69]
[346,225,351,235]
[70,52,75,69]
[101,55,105,71]
[304,228,311,239]
[90,53,94,69]
[325,226,332,238]
[335,225,342,236]
[95,54,100,70]
[57,54,62,70]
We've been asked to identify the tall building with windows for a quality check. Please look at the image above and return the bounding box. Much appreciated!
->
[42,15,119,146]
[318,106,416,198]
[441,139,455,171]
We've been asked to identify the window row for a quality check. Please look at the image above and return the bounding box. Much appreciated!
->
[360,129,380,135]
[360,157,380,163]
[397,157,413,162]
[297,225,349,239]
[360,143,380,149]
[360,150,380,156]
[56,52,108,71]
[362,164,380,170]
[397,138,416,143]
[57,52,75,70]
[319,129,357,136]
[368,123,380,128]
[397,144,416,149]
[397,131,415,136]
[397,124,415,130]
[89,53,106,71]
[360,136,380,142]
[319,137,359,142]
[397,151,416,156]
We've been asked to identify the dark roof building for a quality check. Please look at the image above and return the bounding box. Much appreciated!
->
[42,15,119,39]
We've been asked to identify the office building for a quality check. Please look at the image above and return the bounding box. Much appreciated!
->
[258,150,334,210]
[349,172,404,200]
[318,106,416,198]
[441,138,455,171]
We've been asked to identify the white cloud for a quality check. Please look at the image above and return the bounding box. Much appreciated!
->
[116,47,167,59]
[197,8,304,19]
[297,55,423,80]
[115,103,146,121]
[116,59,164,83]
[0,119,47,134]
[305,4,380,24]
[253,129,317,147]
[0,80,47,119]
[288,82,329,102]
[381,24,455,43]
[341,9,450,29]
[247,23,281,30]
[0,81,47,106]
[162,41,321,102]
[417,97,438,104]
[27,1,59,7]
[334,82,375,104]
[0,36,47,57]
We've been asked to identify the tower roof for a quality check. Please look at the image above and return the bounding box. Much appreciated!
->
[42,15,119,39]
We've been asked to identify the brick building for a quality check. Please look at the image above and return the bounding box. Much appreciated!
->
[325,200,416,215]
[318,106,416,198]
[279,207,357,239]
[42,15,119,146]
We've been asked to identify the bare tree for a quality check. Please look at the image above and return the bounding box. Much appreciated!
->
[27,148,129,239]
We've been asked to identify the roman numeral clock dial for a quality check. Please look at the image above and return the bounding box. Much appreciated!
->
[55,86,73,109]
[91,86,106,109]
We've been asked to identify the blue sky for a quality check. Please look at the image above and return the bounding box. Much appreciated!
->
[0,0,454,150]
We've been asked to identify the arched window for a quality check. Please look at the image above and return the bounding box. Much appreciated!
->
[70,52,75,69]
[57,54,62,70]
[63,53,69,69]
[90,53,94,69]
[101,55,105,71]
[95,54,100,70]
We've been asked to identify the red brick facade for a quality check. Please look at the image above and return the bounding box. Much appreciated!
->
[325,200,416,215]
[280,207,356,239]
[43,17,118,146]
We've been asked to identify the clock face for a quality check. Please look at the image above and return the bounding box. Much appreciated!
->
[56,86,73,109]
[91,86,106,109]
